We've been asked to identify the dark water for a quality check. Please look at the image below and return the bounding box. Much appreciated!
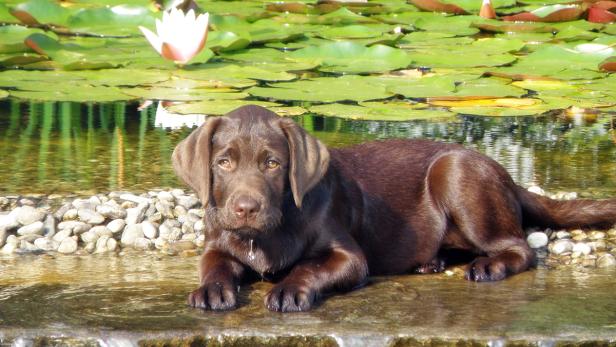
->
[1,100,615,197]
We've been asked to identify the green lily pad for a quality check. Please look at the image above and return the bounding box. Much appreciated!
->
[121,87,249,101]
[413,15,480,36]
[247,75,393,103]
[10,0,73,25]
[67,5,156,37]
[208,31,251,52]
[408,50,516,68]
[291,41,411,73]
[315,7,380,25]
[166,99,281,115]
[0,3,18,22]
[10,85,137,102]
[0,25,54,54]
[174,63,297,86]
[0,89,8,99]
[309,102,456,121]
[317,24,393,39]
[451,105,552,117]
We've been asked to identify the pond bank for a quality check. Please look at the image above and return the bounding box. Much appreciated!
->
[0,188,615,270]
[0,252,615,347]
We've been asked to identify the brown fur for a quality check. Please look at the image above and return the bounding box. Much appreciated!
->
[172,105,616,312]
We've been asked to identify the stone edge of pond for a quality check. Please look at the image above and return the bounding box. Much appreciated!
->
[2,330,616,347]
[0,187,615,270]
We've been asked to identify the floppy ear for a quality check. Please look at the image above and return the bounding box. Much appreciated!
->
[279,118,330,208]
[172,117,222,207]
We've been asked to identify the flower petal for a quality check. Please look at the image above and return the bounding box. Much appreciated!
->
[139,26,163,54]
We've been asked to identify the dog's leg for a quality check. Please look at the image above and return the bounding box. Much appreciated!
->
[413,257,446,274]
[264,244,368,312]
[427,151,535,282]
[188,248,245,310]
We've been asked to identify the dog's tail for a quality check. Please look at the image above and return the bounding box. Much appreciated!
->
[517,186,616,229]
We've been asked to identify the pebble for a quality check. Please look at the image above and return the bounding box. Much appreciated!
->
[121,224,144,246]
[176,195,200,210]
[34,237,59,251]
[527,185,545,196]
[16,221,44,236]
[63,209,78,221]
[142,221,158,239]
[43,215,56,237]
[134,237,153,251]
[107,219,126,234]
[589,231,606,240]
[155,201,174,219]
[194,220,205,233]
[157,191,175,202]
[78,209,105,225]
[120,193,150,205]
[125,204,148,225]
[527,232,548,249]
[15,206,46,226]
[0,211,19,231]
[572,243,592,256]
[96,204,127,219]
[0,228,6,248]
[597,254,616,268]
[53,229,72,243]
[555,231,571,239]
[58,237,78,254]
[550,240,574,255]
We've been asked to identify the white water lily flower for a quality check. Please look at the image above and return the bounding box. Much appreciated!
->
[139,8,209,64]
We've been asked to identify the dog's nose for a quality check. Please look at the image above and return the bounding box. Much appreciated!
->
[233,196,261,219]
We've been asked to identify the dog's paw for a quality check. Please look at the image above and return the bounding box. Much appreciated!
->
[265,283,316,312]
[465,257,507,282]
[414,257,446,274]
[187,281,237,311]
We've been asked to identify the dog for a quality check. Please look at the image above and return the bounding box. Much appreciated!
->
[172,105,616,312]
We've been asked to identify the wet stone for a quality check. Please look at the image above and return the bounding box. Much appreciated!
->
[107,219,126,234]
[33,237,59,251]
[78,209,105,225]
[126,204,148,225]
[53,229,72,243]
[176,195,200,210]
[15,206,46,226]
[16,221,44,236]
[19,240,38,253]
[58,237,78,254]
[121,224,144,246]
[80,230,99,244]
[96,204,127,219]
[572,243,592,255]
[597,254,616,268]
[63,209,78,221]
[527,232,548,249]
[589,231,606,240]
[550,240,574,255]
[134,237,154,251]
[142,221,158,239]
[84,242,96,254]
[555,230,571,239]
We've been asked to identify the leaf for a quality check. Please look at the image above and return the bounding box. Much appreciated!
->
[317,24,393,39]
[67,5,156,37]
[10,0,72,25]
[121,87,249,101]
[166,100,281,115]
[502,5,584,22]
[599,56,616,71]
[290,41,412,73]
[409,0,468,14]
[308,102,456,121]
[0,89,8,99]
[408,50,516,68]
[430,98,540,107]
[9,85,137,102]
[247,75,393,103]
[207,31,251,52]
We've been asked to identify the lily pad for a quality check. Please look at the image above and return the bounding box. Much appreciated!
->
[290,41,411,73]
[0,89,8,99]
[166,99,281,115]
[10,0,72,25]
[317,24,393,39]
[10,85,137,102]
[408,50,516,68]
[309,102,456,121]
[121,87,249,101]
[207,31,251,52]
[247,75,393,103]
[67,5,156,37]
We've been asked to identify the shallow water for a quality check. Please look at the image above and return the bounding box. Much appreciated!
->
[0,252,615,345]
[1,100,615,197]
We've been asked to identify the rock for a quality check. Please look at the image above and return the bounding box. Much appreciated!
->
[52,229,72,243]
[157,191,175,202]
[58,220,88,231]
[15,206,46,226]
[0,211,19,231]
[19,198,36,207]
[582,258,596,267]
[176,195,200,210]
[147,212,163,224]
[171,189,185,198]
[181,222,194,235]
[179,213,200,225]
[80,230,99,244]
[53,203,72,220]
[95,236,117,253]
[1,243,16,254]
[58,237,78,254]
[589,231,606,240]
[555,231,571,239]
[527,186,545,196]
[0,228,6,248]
[0,196,9,208]
[550,240,574,255]
[155,201,175,219]
[72,199,98,210]
[96,204,127,219]
[84,242,96,253]
[91,226,112,237]
[189,209,205,218]
[19,234,39,243]
[120,193,150,205]
[19,240,39,253]
[142,221,158,239]
[181,233,197,241]
[589,240,607,251]
[121,224,144,246]
[527,232,548,249]
[125,204,148,225]
[107,219,126,234]
[174,205,188,216]
[195,234,205,247]
[78,208,105,225]
[89,196,102,205]
[63,208,78,221]
[572,243,592,255]
[134,237,153,251]
[121,201,137,209]
[169,240,196,251]
[16,221,44,236]
[34,237,59,251]
[597,254,616,268]
[194,220,205,233]
[42,215,56,237]
[168,228,182,242]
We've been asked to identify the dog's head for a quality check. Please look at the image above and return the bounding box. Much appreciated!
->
[172,105,329,234]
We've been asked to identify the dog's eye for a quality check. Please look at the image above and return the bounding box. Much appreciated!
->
[218,159,231,169]
[265,159,280,169]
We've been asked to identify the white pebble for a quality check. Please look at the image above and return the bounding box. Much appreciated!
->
[527,232,548,249]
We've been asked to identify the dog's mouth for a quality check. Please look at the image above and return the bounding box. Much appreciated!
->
[204,206,282,234]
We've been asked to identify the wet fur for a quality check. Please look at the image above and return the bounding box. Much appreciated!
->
[172,105,616,312]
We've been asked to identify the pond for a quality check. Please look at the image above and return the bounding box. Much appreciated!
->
[1,99,615,198]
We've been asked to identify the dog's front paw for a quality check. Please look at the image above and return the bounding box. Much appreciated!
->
[265,283,317,312]
[188,281,237,311]
[465,256,507,282]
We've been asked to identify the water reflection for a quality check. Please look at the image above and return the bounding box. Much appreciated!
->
[0,100,615,197]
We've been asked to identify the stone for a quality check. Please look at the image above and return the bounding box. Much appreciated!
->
[194,220,205,233]
[572,243,592,255]
[126,204,148,225]
[121,224,144,246]
[157,191,175,202]
[78,208,105,225]
[16,221,44,236]
[96,204,127,219]
[80,230,99,244]
[34,237,59,251]
[181,222,194,235]
[5,235,18,246]
[19,240,39,253]
[134,237,153,251]
[181,233,197,241]
[147,212,163,224]
[527,185,545,196]
[169,240,196,251]
[121,201,137,209]
[0,228,6,248]
[189,209,205,218]
[550,240,574,255]
[0,196,9,208]
[95,236,110,253]
[58,220,88,231]
[195,234,205,247]
[142,221,158,239]
[597,254,616,268]
[19,198,36,207]
[0,211,19,231]
[63,209,78,221]
[58,237,78,254]
[176,195,200,210]
[107,219,126,234]
[589,231,606,240]
[555,231,571,239]
[52,229,72,243]
[1,243,16,254]
[167,228,182,242]
[89,196,102,205]
[42,215,56,237]
[84,242,96,253]
[91,226,112,237]
[527,232,548,249]
[120,193,150,205]
[154,238,167,250]
[589,240,607,251]
[155,201,175,219]
[171,189,185,198]
[15,206,46,226]
[582,258,596,267]
[174,205,188,216]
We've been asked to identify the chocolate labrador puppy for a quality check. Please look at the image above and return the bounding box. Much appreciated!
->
[173,105,616,312]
